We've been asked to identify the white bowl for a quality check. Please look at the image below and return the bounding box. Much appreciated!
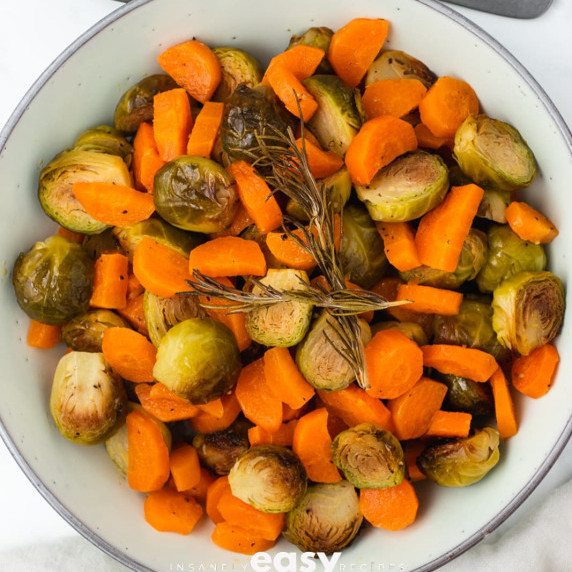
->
[0,0,570,570]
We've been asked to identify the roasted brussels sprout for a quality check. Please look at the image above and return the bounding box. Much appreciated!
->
[432,297,508,361]
[331,423,405,488]
[74,125,133,165]
[296,311,371,391]
[284,480,363,554]
[303,75,362,156]
[245,269,313,347]
[492,270,565,356]
[417,427,500,487]
[144,291,206,347]
[113,74,179,133]
[370,321,429,347]
[13,236,94,325]
[62,309,127,352]
[288,27,334,74]
[477,189,512,224]
[50,352,127,445]
[153,156,238,233]
[228,445,307,513]
[212,47,263,103]
[82,228,122,260]
[400,228,488,290]
[221,84,292,162]
[340,203,387,288]
[454,114,537,192]
[356,150,449,222]
[439,374,494,417]
[476,224,546,293]
[113,217,203,262]
[39,149,132,234]
[153,317,241,404]
[365,50,437,88]
[193,419,251,475]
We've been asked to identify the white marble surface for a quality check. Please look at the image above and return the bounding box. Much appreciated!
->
[0,0,570,570]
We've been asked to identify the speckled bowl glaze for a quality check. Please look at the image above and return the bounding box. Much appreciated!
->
[0,0,570,570]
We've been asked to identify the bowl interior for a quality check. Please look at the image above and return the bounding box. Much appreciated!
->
[0,0,571,570]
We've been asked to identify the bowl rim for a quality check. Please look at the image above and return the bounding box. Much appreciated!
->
[1,0,571,571]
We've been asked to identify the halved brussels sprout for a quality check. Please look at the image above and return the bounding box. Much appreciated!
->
[212,47,263,103]
[477,189,512,223]
[39,149,132,234]
[331,423,405,488]
[245,269,313,347]
[296,311,371,391]
[356,150,449,222]
[284,480,363,553]
[74,125,133,165]
[476,224,546,293]
[365,50,437,88]
[340,203,387,288]
[228,445,307,513]
[50,352,127,445]
[454,114,537,192]
[13,235,94,325]
[432,296,508,361]
[288,27,334,74]
[113,74,179,134]
[153,317,241,404]
[303,75,362,156]
[62,309,127,352]
[417,427,500,487]
[221,84,292,162]
[144,291,206,347]
[153,155,238,233]
[105,402,172,475]
[492,270,565,356]
[193,419,251,475]
[400,228,487,290]
[439,374,494,417]
[370,321,429,347]
[113,217,203,262]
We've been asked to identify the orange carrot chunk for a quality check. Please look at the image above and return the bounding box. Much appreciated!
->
[248,420,299,448]
[72,182,155,228]
[505,201,559,245]
[376,221,421,272]
[186,101,224,158]
[265,228,317,271]
[266,65,318,121]
[387,376,448,440]
[362,79,427,119]
[144,487,203,534]
[225,161,283,234]
[127,409,171,492]
[365,328,424,399]
[415,184,485,272]
[170,443,202,492]
[133,121,165,193]
[102,327,156,383]
[512,343,560,399]
[188,392,241,434]
[489,367,518,439]
[27,319,61,349]
[295,138,344,179]
[188,236,267,277]
[403,441,427,482]
[396,283,463,315]
[157,39,222,103]
[153,88,193,162]
[419,76,479,138]
[183,467,216,504]
[135,382,200,422]
[117,292,149,337]
[421,344,498,382]
[133,236,192,298]
[263,346,315,410]
[206,476,231,524]
[414,122,453,150]
[211,522,275,555]
[328,18,389,89]
[424,410,472,438]
[292,407,341,483]
[235,358,283,433]
[263,45,325,83]
[90,252,129,310]
[359,479,419,531]
[345,115,418,186]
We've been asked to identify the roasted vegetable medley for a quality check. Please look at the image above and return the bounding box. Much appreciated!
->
[12,15,565,556]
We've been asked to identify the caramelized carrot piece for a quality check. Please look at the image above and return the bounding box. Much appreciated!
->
[421,344,498,382]
[169,443,202,492]
[153,88,193,161]
[396,283,463,315]
[188,392,241,434]
[505,201,559,245]
[27,320,61,349]
[247,420,299,448]
[489,367,518,439]
[511,343,560,398]
[132,121,165,192]
[144,487,203,534]
[265,65,318,121]
[295,138,344,179]
[186,101,224,158]
[90,252,129,309]
[263,45,325,83]
[424,410,472,438]
[211,522,275,555]
[362,79,427,119]
[376,221,421,272]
